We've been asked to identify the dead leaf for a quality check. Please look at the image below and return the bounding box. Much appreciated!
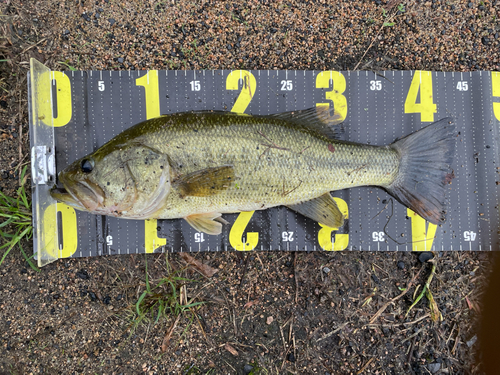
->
[179,253,218,278]
[426,289,442,322]
[161,315,181,353]
[465,296,473,310]
[225,343,238,356]
[244,300,259,309]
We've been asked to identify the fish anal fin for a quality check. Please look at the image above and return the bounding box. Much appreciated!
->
[185,213,225,235]
[177,165,235,198]
[287,193,344,228]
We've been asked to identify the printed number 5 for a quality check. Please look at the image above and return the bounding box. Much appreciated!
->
[98,81,105,91]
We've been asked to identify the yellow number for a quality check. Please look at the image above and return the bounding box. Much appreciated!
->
[136,71,166,251]
[493,72,500,121]
[315,71,347,124]
[404,70,437,122]
[318,198,349,251]
[226,70,259,244]
[229,211,259,251]
[36,71,73,127]
[407,208,437,251]
[135,70,160,119]
[226,70,256,113]
[144,219,166,253]
[42,203,78,259]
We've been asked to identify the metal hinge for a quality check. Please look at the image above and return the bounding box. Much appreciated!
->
[31,145,55,185]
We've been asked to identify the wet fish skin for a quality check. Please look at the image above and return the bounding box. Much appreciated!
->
[50,108,455,234]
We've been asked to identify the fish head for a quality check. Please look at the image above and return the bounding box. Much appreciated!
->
[50,144,171,219]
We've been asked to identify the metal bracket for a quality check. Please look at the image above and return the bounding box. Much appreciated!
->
[31,145,55,185]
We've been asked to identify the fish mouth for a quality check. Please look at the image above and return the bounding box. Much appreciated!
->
[50,176,105,212]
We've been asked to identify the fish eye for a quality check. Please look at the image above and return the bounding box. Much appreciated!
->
[81,158,94,173]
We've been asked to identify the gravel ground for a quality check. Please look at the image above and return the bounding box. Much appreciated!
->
[0,0,499,374]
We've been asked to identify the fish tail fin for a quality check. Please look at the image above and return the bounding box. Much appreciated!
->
[387,118,456,224]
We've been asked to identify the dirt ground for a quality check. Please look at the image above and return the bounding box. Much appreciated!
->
[1,0,499,374]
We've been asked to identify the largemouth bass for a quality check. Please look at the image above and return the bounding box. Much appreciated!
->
[50,108,456,235]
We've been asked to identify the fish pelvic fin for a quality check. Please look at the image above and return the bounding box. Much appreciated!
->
[177,165,235,198]
[387,117,456,224]
[185,212,226,235]
[287,193,344,228]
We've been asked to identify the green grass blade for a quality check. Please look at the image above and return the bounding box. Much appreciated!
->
[136,291,148,316]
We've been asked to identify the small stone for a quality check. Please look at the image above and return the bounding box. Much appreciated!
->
[76,269,90,279]
[109,18,116,25]
[117,57,124,63]
[418,252,434,263]
[243,364,253,374]
[397,261,405,269]
[266,316,273,325]
[287,352,296,362]
[428,363,441,373]
[482,37,490,45]
[467,335,477,347]
[323,266,330,274]
[82,13,90,22]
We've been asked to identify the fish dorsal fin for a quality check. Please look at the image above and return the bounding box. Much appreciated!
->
[286,193,344,228]
[185,213,225,235]
[177,165,235,198]
[268,106,344,139]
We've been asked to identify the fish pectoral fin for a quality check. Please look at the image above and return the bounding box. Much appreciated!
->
[177,165,235,198]
[286,193,344,228]
[185,213,225,235]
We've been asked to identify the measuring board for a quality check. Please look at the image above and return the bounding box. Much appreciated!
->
[28,59,500,266]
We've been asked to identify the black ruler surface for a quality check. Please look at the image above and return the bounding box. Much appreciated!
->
[29,68,500,261]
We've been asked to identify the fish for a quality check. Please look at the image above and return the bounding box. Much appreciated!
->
[50,107,456,235]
